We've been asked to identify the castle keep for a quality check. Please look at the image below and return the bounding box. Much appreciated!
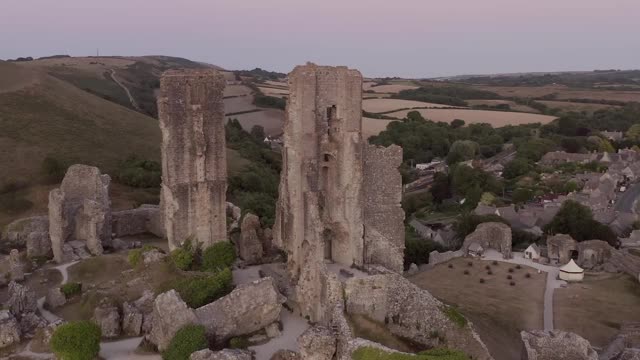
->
[158,69,228,249]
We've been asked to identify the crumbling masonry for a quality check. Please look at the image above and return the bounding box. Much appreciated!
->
[273,63,405,322]
[158,69,227,250]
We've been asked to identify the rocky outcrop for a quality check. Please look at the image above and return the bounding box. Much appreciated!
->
[134,290,155,335]
[9,249,26,281]
[0,310,20,349]
[1,216,49,252]
[158,69,227,250]
[227,202,242,233]
[122,302,143,336]
[142,249,167,265]
[237,213,264,264]
[195,277,284,341]
[345,273,492,360]
[270,350,302,360]
[190,349,252,360]
[7,281,37,315]
[49,164,112,263]
[298,325,336,360]
[520,330,597,360]
[93,300,121,338]
[45,288,66,309]
[149,290,197,351]
[111,205,163,238]
[462,222,512,259]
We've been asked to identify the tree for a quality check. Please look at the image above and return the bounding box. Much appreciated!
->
[503,158,531,179]
[512,188,533,204]
[447,140,479,164]
[544,200,617,245]
[626,124,640,141]
[451,119,465,129]
[404,226,443,269]
[250,125,265,141]
[430,172,452,204]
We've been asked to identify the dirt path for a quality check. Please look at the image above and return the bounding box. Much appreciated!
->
[109,69,141,111]
[481,250,564,330]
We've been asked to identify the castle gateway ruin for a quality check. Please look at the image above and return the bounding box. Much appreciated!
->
[158,69,228,250]
[273,63,405,321]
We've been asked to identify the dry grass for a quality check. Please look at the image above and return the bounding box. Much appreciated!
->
[224,84,253,97]
[362,118,395,139]
[466,99,539,113]
[224,95,257,114]
[366,84,419,94]
[385,109,556,126]
[554,273,640,347]
[264,80,288,88]
[227,109,285,136]
[409,257,546,360]
[474,85,640,103]
[0,61,39,93]
[538,100,619,113]
[347,314,417,353]
[258,86,289,97]
[362,98,455,113]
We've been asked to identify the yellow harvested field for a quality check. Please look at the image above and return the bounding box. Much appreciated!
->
[227,109,285,136]
[385,109,556,126]
[258,86,289,97]
[224,84,252,97]
[538,100,618,113]
[223,95,257,114]
[475,85,640,103]
[362,118,394,139]
[367,84,419,93]
[264,80,288,88]
[362,93,392,99]
[363,98,456,113]
[466,99,539,113]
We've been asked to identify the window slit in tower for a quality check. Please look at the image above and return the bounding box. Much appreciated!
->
[326,105,336,136]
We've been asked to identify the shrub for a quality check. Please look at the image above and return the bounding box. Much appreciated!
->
[229,336,249,349]
[485,265,491,270]
[492,261,498,266]
[507,275,512,280]
[515,264,521,270]
[172,268,233,308]
[525,273,531,278]
[441,306,467,328]
[467,262,473,267]
[479,278,485,284]
[201,242,236,272]
[60,283,82,298]
[171,248,194,271]
[51,321,101,360]
[352,347,469,360]
[448,264,453,269]
[162,324,208,360]
[117,155,161,188]
[487,270,493,275]
[510,281,516,286]
[128,249,143,267]
[508,268,514,273]
[463,270,469,275]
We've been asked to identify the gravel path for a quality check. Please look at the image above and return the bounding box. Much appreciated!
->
[481,250,565,330]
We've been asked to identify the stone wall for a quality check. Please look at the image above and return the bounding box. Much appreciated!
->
[112,205,163,238]
[158,69,227,250]
[1,216,49,255]
[363,144,405,273]
[462,222,512,259]
[48,164,111,263]
[429,250,463,267]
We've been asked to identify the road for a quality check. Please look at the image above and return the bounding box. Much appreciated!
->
[109,69,141,111]
[614,182,640,213]
[481,250,565,331]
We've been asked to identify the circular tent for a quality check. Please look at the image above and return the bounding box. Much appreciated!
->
[559,259,584,282]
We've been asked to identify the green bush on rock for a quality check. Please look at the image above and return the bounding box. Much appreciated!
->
[201,241,236,272]
[50,321,101,360]
[162,324,208,360]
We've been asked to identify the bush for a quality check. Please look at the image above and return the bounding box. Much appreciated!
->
[404,226,443,269]
[525,273,531,278]
[51,321,101,360]
[229,336,249,349]
[515,264,521,270]
[201,242,236,272]
[510,281,516,286]
[467,262,473,267]
[448,264,453,269]
[487,270,493,275]
[441,306,467,328]
[508,268,514,273]
[116,155,161,188]
[172,268,233,308]
[171,248,194,271]
[463,270,469,275]
[479,278,485,284]
[60,283,82,298]
[128,249,143,267]
[352,346,469,360]
[492,261,498,266]
[507,275,512,280]
[163,324,208,360]
[485,265,491,270]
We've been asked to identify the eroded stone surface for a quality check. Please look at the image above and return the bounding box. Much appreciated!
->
[93,300,121,338]
[190,349,252,360]
[345,273,492,360]
[149,290,197,351]
[45,287,66,309]
[111,205,162,238]
[547,234,578,264]
[195,277,284,341]
[9,249,25,281]
[122,302,143,336]
[2,216,49,252]
[238,213,264,264]
[0,310,20,349]
[520,330,598,360]
[158,69,227,250]
[298,325,336,360]
[462,222,512,259]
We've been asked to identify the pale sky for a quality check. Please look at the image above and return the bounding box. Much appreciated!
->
[1,0,638,78]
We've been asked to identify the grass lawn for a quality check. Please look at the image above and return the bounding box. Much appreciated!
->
[409,257,546,360]
[554,273,640,347]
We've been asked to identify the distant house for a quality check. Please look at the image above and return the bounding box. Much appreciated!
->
[559,259,584,282]
[524,244,541,261]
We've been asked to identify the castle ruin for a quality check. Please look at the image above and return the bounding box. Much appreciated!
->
[158,69,228,250]
[273,63,405,322]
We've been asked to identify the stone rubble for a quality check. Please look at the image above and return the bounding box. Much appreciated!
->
[298,325,336,360]
[520,330,598,360]
[190,349,253,360]
[45,287,67,309]
[0,310,21,349]
[237,213,264,264]
[93,299,121,338]
[148,290,197,351]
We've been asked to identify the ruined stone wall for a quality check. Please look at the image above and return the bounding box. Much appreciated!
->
[363,144,405,273]
[274,64,365,279]
[158,69,227,250]
[111,205,163,238]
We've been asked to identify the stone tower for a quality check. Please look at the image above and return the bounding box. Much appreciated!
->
[158,69,227,250]
[274,63,405,321]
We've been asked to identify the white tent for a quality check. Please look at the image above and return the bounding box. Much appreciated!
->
[559,259,584,282]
